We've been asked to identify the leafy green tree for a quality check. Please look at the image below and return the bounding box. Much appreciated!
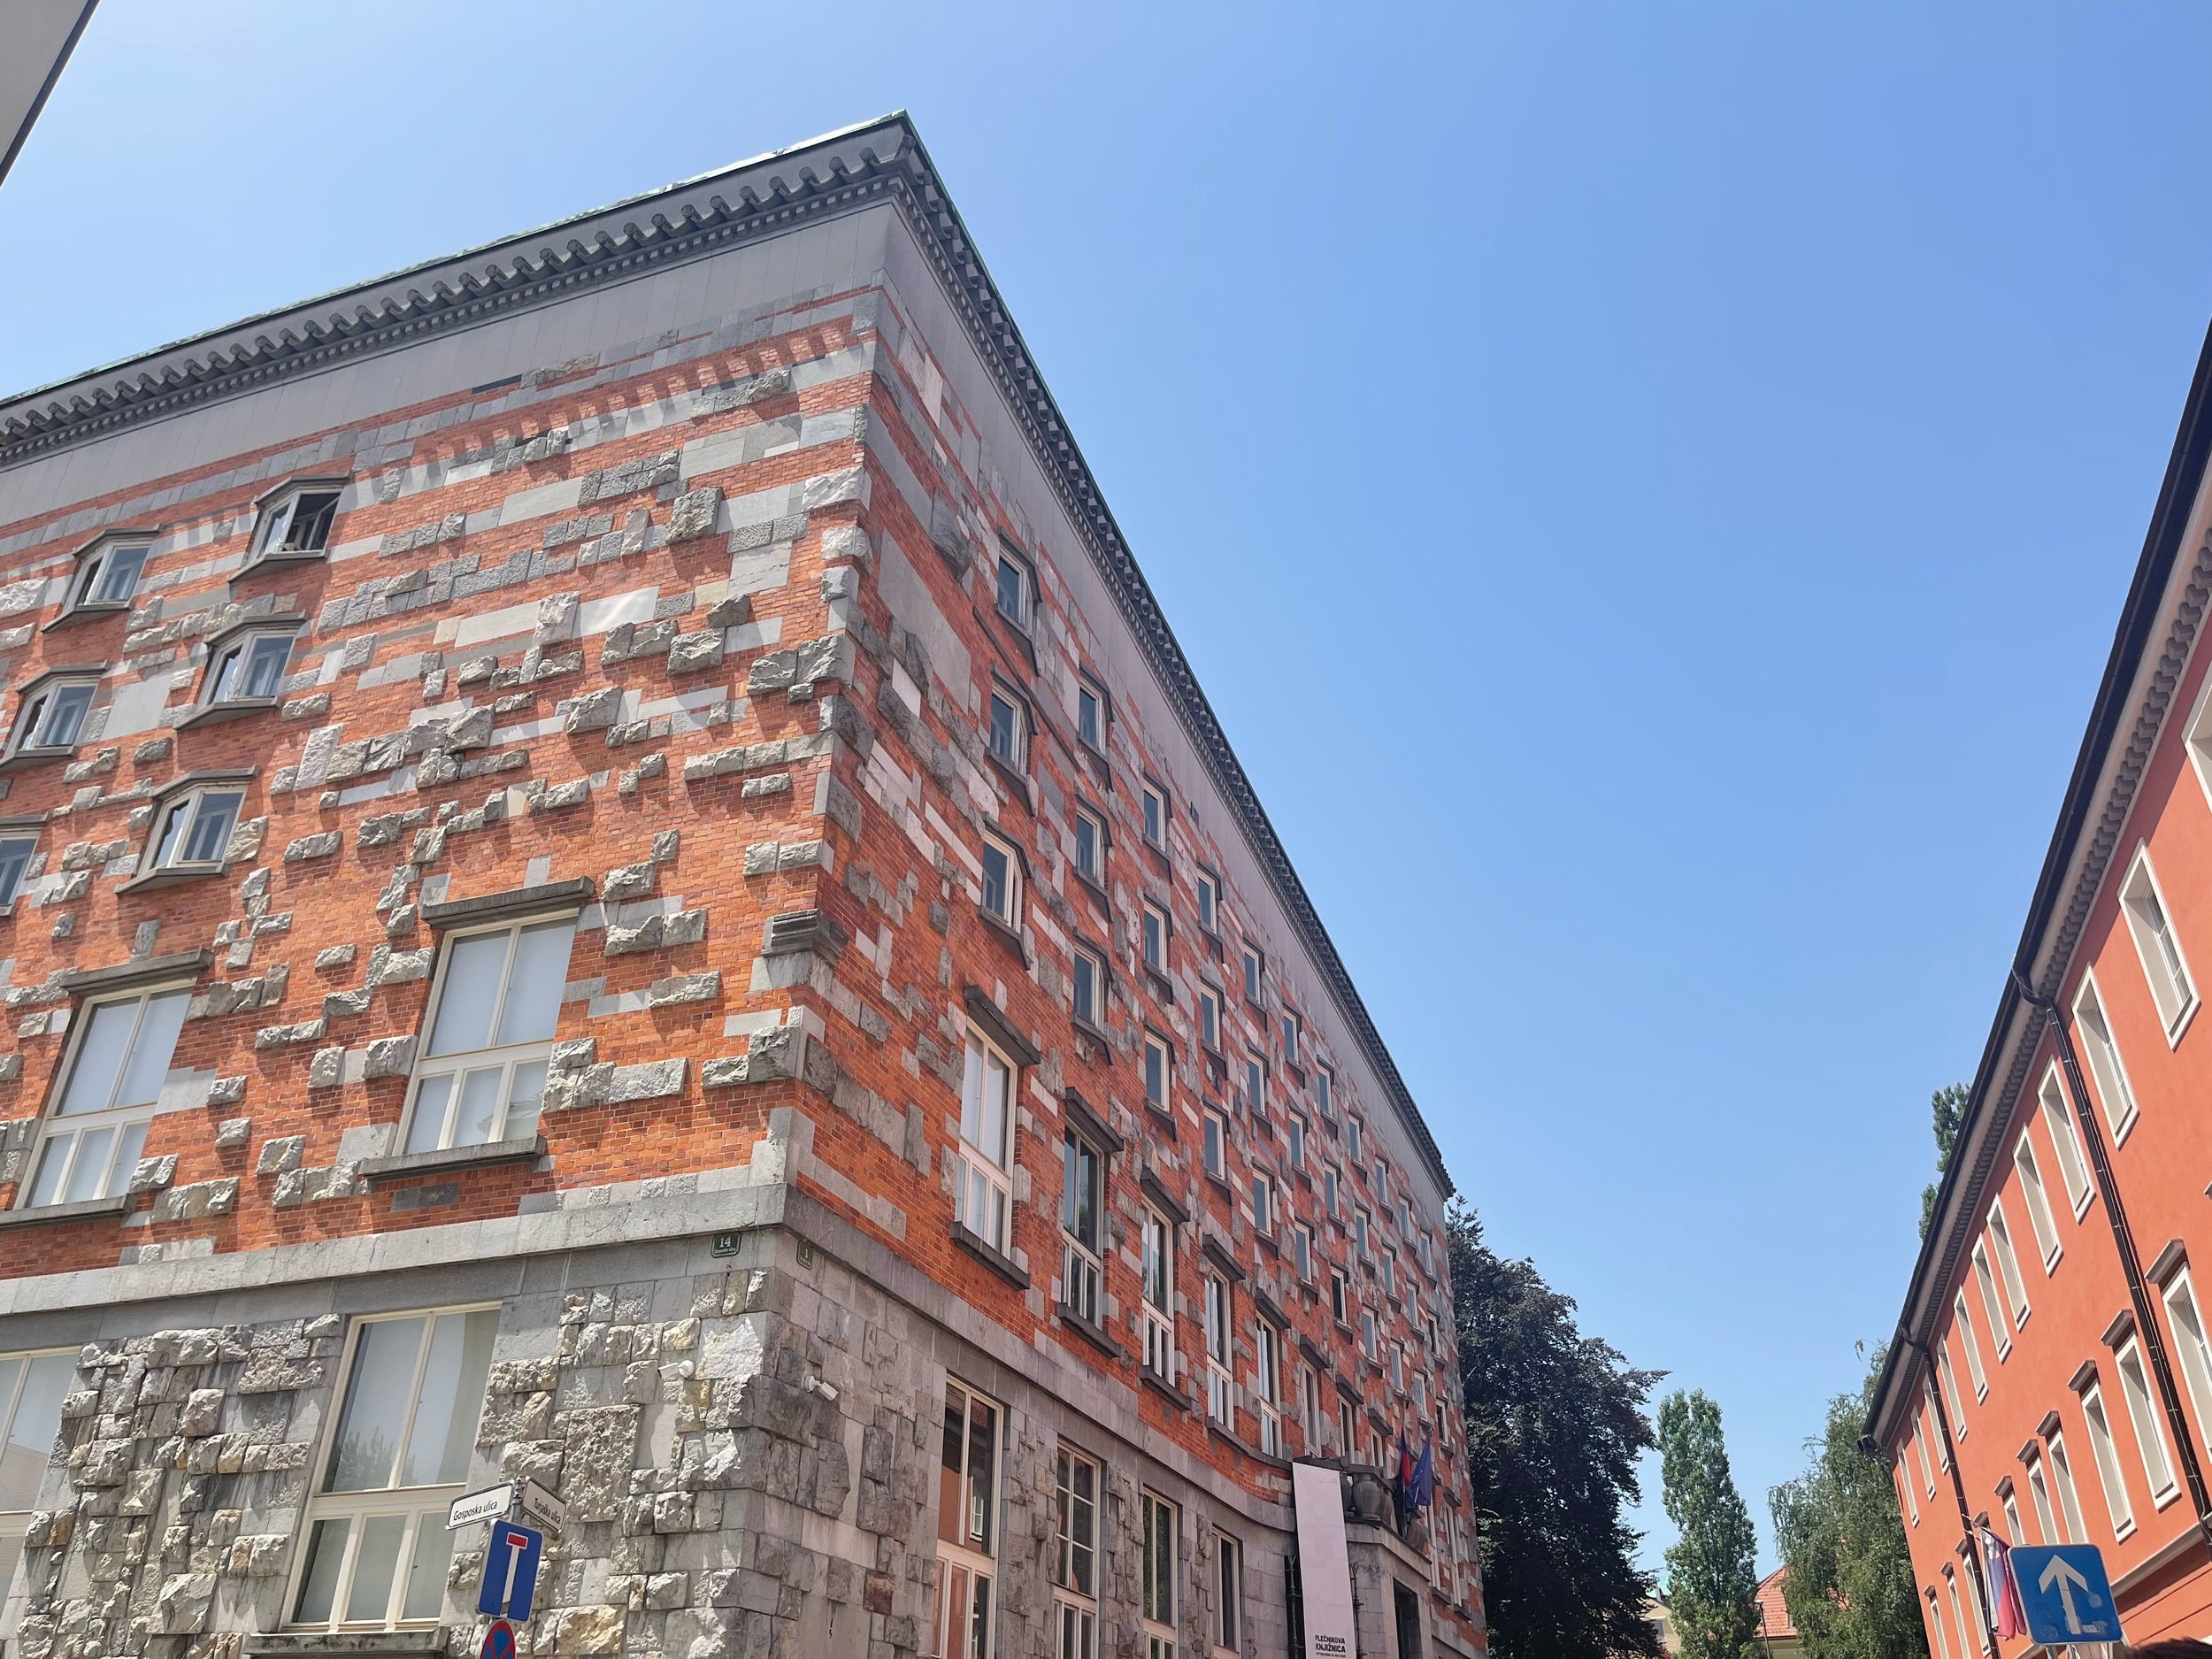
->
[1919,1084,1969,1239]
[1770,1345,1930,1659]
[1658,1389,1760,1659]
[1449,1203,1664,1659]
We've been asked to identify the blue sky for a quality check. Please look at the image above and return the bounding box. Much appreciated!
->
[6,0,2210,1574]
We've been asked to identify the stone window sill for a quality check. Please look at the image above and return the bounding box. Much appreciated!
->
[0,746,72,775]
[175,697,278,730]
[117,860,227,895]
[983,751,1032,810]
[1058,1303,1122,1359]
[233,549,330,580]
[1141,1365,1196,1415]
[950,1221,1030,1290]
[245,1631,449,1658]
[357,1136,546,1185]
[1071,869,1110,911]
[975,907,1030,968]
[0,1193,133,1231]
[42,603,129,633]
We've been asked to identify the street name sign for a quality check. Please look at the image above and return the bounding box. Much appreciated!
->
[448,1485,513,1531]
[476,1521,544,1622]
[2010,1544,2122,1645]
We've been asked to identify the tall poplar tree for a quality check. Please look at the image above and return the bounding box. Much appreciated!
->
[1658,1389,1760,1659]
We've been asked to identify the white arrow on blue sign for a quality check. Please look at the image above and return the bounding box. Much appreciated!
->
[2009,1544,2122,1645]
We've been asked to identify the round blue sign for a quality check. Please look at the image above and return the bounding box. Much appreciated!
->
[481,1619,517,1659]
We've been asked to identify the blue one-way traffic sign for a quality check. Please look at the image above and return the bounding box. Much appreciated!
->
[476,1521,543,1622]
[2010,1544,2122,1645]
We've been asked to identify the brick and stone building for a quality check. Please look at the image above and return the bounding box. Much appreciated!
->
[1870,322,2212,1650]
[0,116,1481,1659]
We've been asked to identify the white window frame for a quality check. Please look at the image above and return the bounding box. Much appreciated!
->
[2001,1477,2029,1542]
[1075,676,1106,754]
[994,549,1033,633]
[1071,946,1104,1028]
[2024,1448,2059,1543]
[1254,1321,1283,1457]
[1251,1169,1274,1236]
[1912,1413,1936,1499]
[1143,1033,1171,1111]
[1898,1460,1919,1525]
[2078,1379,2136,1538]
[1244,1055,1266,1118]
[400,915,575,1157]
[1202,1106,1228,1180]
[248,480,344,568]
[1315,1064,1333,1118]
[1141,1207,1175,1382]
[1203,1272,1233,1425]
[65,534,150,614]
[0,1348,79,1592]
[2039,1065,2094,1217]
[1210,1528,1243,1656]
[1072,808,1105,886]
[1953,1294,1988,1398]
[285,1305,497,1632]
[1141,1490,1179,1659]
[2013,1133,2062,1271]
[933,1380,1002,1659]
[1937,1340,1966,1435]
[1924,1588,1952,1659]
[986,689,1026,772]
[980,831,1023,929]
[198,621,299,712]
[1972,1242,2009,1359]
[1958,1551,1993,1655]
[1986,1202,2030,1329]
[0,833,35,909]
[1194,869,1219,934]
[1924,1381,1950,1471]
[1329,1267,1348,1327]
[2072,971,2140,1142]
[1240,947,1261,1002]
[1061,1129,1103,1325]
[1300,1365,1324,1453]
[2161,1264,2212,1451]
[1944,1571,1974,1659]
[5,672,97,761]
[1054,1445,1100,1659]
[1141,782,1168,851]
[1198,985,1222,1051]
[23,981,192,1209]
[2047,1430,2089,1542]
[955,1027,1016,1254]
[2119,846,2199,1041]
[1141,902,1168,973]
[135,779,248,881]
[2114,1334,2178,1508]
[1286,1112,1306,1171]
[1293,1221,1315,1284]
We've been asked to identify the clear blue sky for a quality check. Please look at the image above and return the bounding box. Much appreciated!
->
[6,0,2210,1575]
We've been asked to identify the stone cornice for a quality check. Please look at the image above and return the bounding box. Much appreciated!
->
[0,112,1455,1197]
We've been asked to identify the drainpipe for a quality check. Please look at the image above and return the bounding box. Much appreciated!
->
[2011,970,2212,1552]
[1900,1332,1993,1638]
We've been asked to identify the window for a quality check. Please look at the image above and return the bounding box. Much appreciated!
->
[1199,986,1222,1050]
[1054,1448,1099,1659]
[2115,1336,2177,1506]
[2024,1448,2060,1543]
[2120,848,2197,1036]
[1244,1055,1265,1118]
[1324,1167,1340,1217]
[954,1030,1015,1253]
[1062,1131,1103,1324]
[1925,1589,1952,1659]
[250,483,342,565]
[1203,1107,1228,1180]
[1203,1273,1233,1425]
[140,783,244,878]
[2039,1067,2093,1214]
[1141,782,1168,850]
[1073,809,1104,885]
[1925,1382,1949,1471]
[201,625,296,708]
[1937,1341,1965,1432]
[980,833,1021,928]
[1347,1115,1362,1162]
[1987,1203,2030,1328]
[1953,1294,1987,1397]
[0,833,33,907]
[6,672,96,759]
[1944,1572,1974,1659]
[1911,1416,1935,1497]
[1072,947,1104,1027]
[1360,1310,1378,1359]
[1898,1461,1919,1525]
[933,1382,1001,1659]
[67,538,148,612]
[1141,1208,1175,1380]
[1254,1322,1282,1456]
[2078,1379,2135,1536]
[1195,870,1219,933]
[1142,902,1168,973]
[0,1350,75,1589]
[994,551,1032,632]
[1339,1395,1357,1460]
[1329,1268,1348,1326]
[25,984,189,1208]
[1959,1556,1993,1655]
[1141,1492,1178,1659]
[2047,1430,2089,1541]
[290,1308,496,1630]
[1211,1530,1243,1655]
[1287,1112,1306,1170]
[1143,1034,1171,1111]
[2013,1134,2062,1270]
[402,918,572,1156]
[1383,1250,1398,1301]
[1355,1207,1372,1260]
[1076,677,1105,752]
[1971,1242,2009,1358]
[1241,947,1262,1002]
[1252,1170,1275,1235]
[1315,1064,1333,1118]
[986,691,1025,771]
[2162,1268,2212,1448]
[2072,973,2139,1139]
[1292,1221,1315,1283]
[1301,1366,1324,1452]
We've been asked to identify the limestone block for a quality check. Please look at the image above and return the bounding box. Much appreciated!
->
[282,832,340,864]
[665,486,722,544]
[559,685,623,734]
[214,1117,250,1148]
[255,1138,304,1177]
[362,1035,416,1079]
[645,973,719,1009]
[601,862,656,903]
[254,1019,326,1049]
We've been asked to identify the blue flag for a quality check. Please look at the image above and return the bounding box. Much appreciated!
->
[1410,1434,1436,1509]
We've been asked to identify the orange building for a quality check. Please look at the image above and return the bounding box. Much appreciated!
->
[1870,324,2212,1652]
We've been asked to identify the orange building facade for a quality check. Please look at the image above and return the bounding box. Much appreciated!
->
[1872,326,2212,1653]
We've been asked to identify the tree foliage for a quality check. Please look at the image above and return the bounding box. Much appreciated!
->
[1770,1345,1929,1659]
[1919,1084,1970,1239]
[1658,1389,1760,1659]
[1448,1202,1665,1659]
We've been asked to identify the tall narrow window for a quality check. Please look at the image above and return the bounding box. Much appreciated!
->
[1315,1064,1333,1118]
[2039,1068,2094,1213]
[955,1031,1015,1253]
[1251,1170,1275,1235]
[1061,1131,1103,1325]
[1244,1056,1266,1118]
[1971,1243,2009,1358]
[1203,1107,1228,1180]
[25,985,189,1208]
[2073,974,2140,1140]
[1937,1342,1965,1432]
[1329,1268,1348,1327]
[289,1308,496,1631]
[2120,849,2198,1036]
[1912,1415,1936,1498]
[1898,1462,1919,1525]
[2114,1337,2177,1506]
[1301,1366,1324,1452]
[1143,1035,1171,1111]
[1241,947,1261,1002]
[1944,1572,1975,1659]
[1141,1208,1175,1381]
[980,833,1021,928]
[2001,1483,2030,1548]
[1076,679,1104,753]
[1254,1321,1283,1456]
[1924,1382,1949,1470]
[0,1350,76,1590]
[1072,810,1104,886]
[1953,1295,1987,1396]
[1053,1447,1099,1659]
[403,918,573,1156]
[2013,1135,2062,1270]
[994,553,1032,632]
[1141,1492,1178,1659]
[1293,1221,1315,1283]
[1347,1115,1363,1162]
[250,483,342,565]
[1925,1590,1953,1659]
[1286,1112,1306,1170]
[0,834,35,907]
[2047,1431,2089,1542]
[1199,986,1222,1050]
[933,1382,1001,1659]
[1282,1011,1301,1064]
[1195,871,1219,933]
[2078,1380,2135,1537]
[1203,1273,1233,1425]
[2161,1268,2212,1447]
[1072,948,1103,1027]
[2024,1450,2059,1543]
[1959,1555,1993,1655]
[1987,1203,2030,1328]
[1210,1531,1243,1656]
[1142,903,1168,973]
[987,692,1025,772]
[1141,783,1168,850]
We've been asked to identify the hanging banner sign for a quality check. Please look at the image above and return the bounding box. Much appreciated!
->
[1292,1461,1358,1659]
